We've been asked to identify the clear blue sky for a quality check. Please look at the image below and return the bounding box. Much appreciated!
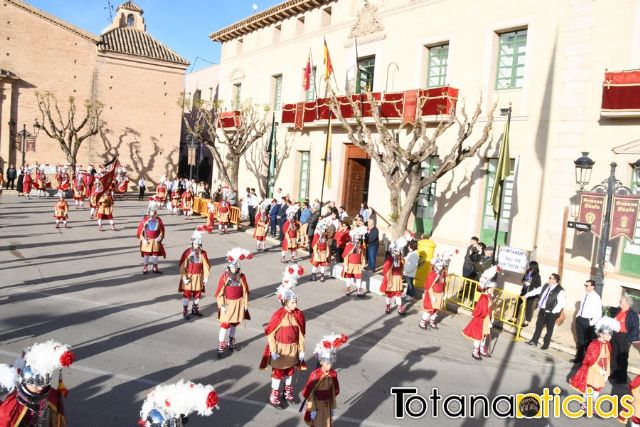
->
[27,0,283,71]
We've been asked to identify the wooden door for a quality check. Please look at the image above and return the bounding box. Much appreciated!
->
[345,159,367,217]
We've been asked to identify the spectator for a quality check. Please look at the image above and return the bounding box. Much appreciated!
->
[6,164,16,190]
[307,203,321,253]
[16,168,24,197]
[475,244,494,277]
[227,188,238,206]
[241,187,250,219]
[359,202,371,223]
[277,197,288,241]
[299,201,312,246]
[525,273,566,350]
[570,279,602,364]
[269,199,280,237]
[609,294,639,383]
[354,215,365,228]
[327,201,339,218]
[516,261,542,327]
[338,206,349,222]
[248,188,258,226]
[334,220,351,263]
[365,219,379,271]
[404,240,419,301]
[138,176,146,201]
[462,237,481,281]
[201,183,211,199]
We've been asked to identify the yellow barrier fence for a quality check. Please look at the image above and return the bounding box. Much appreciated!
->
[192,197,241,227]
[444,274,526,341]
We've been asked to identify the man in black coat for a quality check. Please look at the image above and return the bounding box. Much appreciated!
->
[609,295,640,383]
[307,203,321,253]
[276,198,288,241]
[6,165,16,189]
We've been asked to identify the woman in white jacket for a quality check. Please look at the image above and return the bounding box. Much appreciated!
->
[403,241,419,301]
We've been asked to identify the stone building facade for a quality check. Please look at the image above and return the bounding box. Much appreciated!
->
[0,0,188,185]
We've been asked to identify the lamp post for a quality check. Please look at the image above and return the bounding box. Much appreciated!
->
[9,121,39,167]
[573,152,640,296]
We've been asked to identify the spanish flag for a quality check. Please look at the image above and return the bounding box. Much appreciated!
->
[323,38,333,81]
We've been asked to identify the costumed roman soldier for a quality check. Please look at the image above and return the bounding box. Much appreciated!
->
[281,206,300,263]
[57,166,70,192]
[217,196,231,234]
[97,190,115,231]
[421,250,457,329]
[53,194,69,229]
[115,166,128,199]
[170,188,181,215]
[35,165,48,198]
[620,375,640,426]
[178,231,210,319]
[22,169,32,200]
[253,201,270,251]
[137,201,166,274]
[83,169,94,196]
[342,226,367,296]
[155,177,168,207]
[310,219,331,282]
[89,180,103,220]
[139,380,219,427]
[0,340,75,426]
[73,169,86,208]
[181,187,194,220]
[462,266,499,360]
[259,286,307,409]
[570,316,619,411]
[204,202,216,232]
[215,248,252,357]
[380,238,407,315]
[301,333,347,427]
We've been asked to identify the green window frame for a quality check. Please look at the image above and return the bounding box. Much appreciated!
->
[620,172,640,277]
[479,158,515,246]
[496,29,527,90]
[414,159,438,235]
[356,56,375,94]
[298,151,310,201]
[427,44,449,88]
[233,83,242,110]
[305,66,317,101]
[273,75,283,111]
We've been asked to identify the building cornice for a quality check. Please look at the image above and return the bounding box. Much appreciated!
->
[7,0,101,43]
[209,0,335,43]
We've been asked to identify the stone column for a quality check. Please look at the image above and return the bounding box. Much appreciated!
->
[0,80,14,171]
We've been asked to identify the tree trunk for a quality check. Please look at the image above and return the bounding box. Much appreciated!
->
[393,177,423,239]
[228,157,240,191]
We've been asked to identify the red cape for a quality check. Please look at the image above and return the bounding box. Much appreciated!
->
[569,339,611,393]
[136,216,167,258]
[462,294,490,340]
[0,388,64,426]
[423,271,447,310]
[177,248,210,291]
[259,307,306,370]
[302,368,340,399]
[379,256,403,293]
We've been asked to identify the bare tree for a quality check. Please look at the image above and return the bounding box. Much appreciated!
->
[35,91,104,170]
[244,130,294,198]
[181,96,271,190]
[328,88,497,238]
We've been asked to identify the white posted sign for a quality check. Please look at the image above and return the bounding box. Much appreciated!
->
[497,246,531,274]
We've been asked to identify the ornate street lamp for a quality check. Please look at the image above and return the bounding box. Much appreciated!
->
[186,135,198,181]
[573,151,595,191]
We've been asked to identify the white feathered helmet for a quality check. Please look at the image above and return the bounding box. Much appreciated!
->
[315,218,332,235]
[0,364,18,393]
[595,316,621,336]
[260,199,271,213]
[147,201,160,214]
[314,333,349,365]
[226,247,253,272]
[286,205,298,220]
[191,230,204,247]
[14,340,75,387]
[432,249,460,272]
[276,285,297,304]
[479,265,500,290]
[349,226,368,242]
[282,264,305,290]
[207,202,215,213]
[389,237,407,255]
[139,380,219,427]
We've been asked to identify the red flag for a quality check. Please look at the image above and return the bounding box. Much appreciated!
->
[95,158,119,202]
[303,53,311,91]
[323,38,333,81]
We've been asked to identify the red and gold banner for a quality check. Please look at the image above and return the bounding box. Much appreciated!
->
[402,90,418,124]
[579,192,605,237]
[294,102,304,130]
[610,195,640,241]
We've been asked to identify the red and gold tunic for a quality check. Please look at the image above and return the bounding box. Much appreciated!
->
[311,234,329,267]
[342,242,366,278]
[282,220,300,251]
[181,190,194,212]
[423,270,447,312]
[36,171,47,190]
[379,256,404,296]
[462,294,492,341]
[253,212,267,241]
[171,190,181,209]
[54,200,68,220]
[218,201,231,224]
[57,172,70,191]
[302,368,340,427]
[136,216,166,257]
[73,180,86,200]
[215,271,249,325]
[96,193,114,219]
[0,388,65,427]
[178,248,211,293]
[259,307,306,372]
[22,173,32,193]
[156,183,168,203]
[569,339,611,392]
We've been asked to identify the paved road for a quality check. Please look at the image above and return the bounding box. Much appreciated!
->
[0,194,625,426]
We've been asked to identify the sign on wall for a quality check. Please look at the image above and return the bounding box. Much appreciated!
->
[579,192,605,237]
[497,246,531,274]
[610,195,640,241]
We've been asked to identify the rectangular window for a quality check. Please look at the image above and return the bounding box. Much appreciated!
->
[496,29,527,90]
[296,16,305,35]
[233,83,241,110]
[479,158,515,246]
[620,171,640,277]
[305,66,317,101]
[273,24,281,43]
[321,7,332,27]
[298,151,311,201]
[414,159,438,235]
[273,74,283,111]
[426,43,449,88]
[356,56,375,94]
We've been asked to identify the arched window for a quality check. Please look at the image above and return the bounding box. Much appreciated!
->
[127,14,135,27]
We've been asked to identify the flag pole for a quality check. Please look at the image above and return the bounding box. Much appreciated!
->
[492,105,511,263]
[320,77,331,207]
[266,112,276,198]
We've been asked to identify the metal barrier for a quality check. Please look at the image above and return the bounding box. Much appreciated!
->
[444,274,526,341]
[192,197,241,227]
